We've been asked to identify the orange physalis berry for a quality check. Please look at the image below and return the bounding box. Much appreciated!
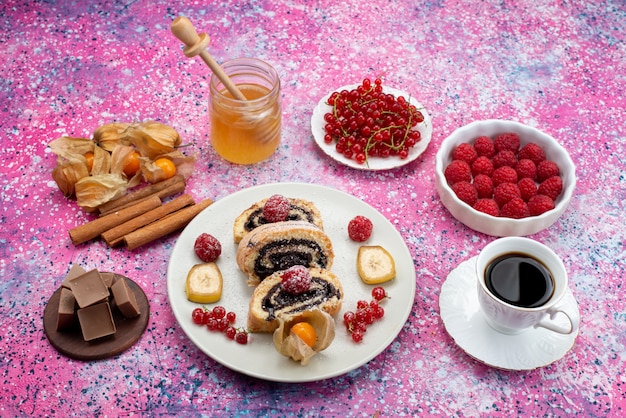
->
[154,157,176,179]
[290,322,316,348]
[123,151,141,177]
[84,152,94,172]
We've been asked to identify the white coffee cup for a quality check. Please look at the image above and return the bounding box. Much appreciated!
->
[475,237,580,335]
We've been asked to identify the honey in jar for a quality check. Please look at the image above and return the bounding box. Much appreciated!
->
[209,58,281,164]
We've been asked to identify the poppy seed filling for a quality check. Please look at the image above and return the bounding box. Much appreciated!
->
[253,239,328,280]
[244,205,315,232]
[261,277,341,320]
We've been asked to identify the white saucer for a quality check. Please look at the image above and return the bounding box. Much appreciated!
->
[439,256,579,371]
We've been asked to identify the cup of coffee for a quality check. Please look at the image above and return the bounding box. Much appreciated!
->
[475,237,579,335]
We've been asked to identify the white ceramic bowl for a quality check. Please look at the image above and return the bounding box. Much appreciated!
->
[435,120,576,236]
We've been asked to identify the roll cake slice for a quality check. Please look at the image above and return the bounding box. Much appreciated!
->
[233,197,323,243]
[247,267,343,333]
[237,220,334,286]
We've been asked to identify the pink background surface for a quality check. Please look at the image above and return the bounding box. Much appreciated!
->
[1,0,625,416]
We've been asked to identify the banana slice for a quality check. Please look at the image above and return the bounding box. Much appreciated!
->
[357,245,396,284]
[185,262,223,303]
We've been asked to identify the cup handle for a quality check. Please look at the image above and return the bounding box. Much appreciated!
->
[535,299,580,335]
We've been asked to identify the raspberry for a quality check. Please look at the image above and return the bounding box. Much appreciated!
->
[538,176,563,200]
[537,160,560,182]
[194,233,222,262]
[518,142,546,165]
[501,197,529,219]
[263,194,291,223]
[471,156,494,177]
[452,143,478,165]
[494,132,520,153]
[516,159,537,180]
[473,136,495,158]
[494,182,521,207]
[492,150,518,169]
[444,160,472,185]
[491,166,518,186]
[452,181,478,206]
[518,177,538,201]
[473,174,494,198]
[473,199,500,217]
[348,215,373,242]
[528,194,556,216]
[281,265,312,294]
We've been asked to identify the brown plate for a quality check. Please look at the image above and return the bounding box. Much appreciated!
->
[43,274,149,361]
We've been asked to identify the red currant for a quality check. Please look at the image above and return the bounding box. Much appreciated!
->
[355,308,369,324]
[212,306,226,319]
[351,321,367,334]
[192,308,205,325]
[344,289,391,343]
[235,331,249,345]
[225,326,237,340]
[323,77,424,164]
[206,318,218,331]
[372,286,387,301]
[216,317,230,332]
[351,329,364,343]
[343,311,356,325]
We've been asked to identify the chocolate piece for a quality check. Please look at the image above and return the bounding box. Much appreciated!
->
[61,264,87,289]
[111,277,140,318]
[100,272,116,288]
[56,287,76,331]
[77,302,116,341]
[68,269,109,308]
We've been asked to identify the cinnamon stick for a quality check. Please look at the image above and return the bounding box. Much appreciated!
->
[98,175,185,215]
[123,198,213,250]
[69,195,162,245]
[102,194,196,247]
[99,180,186,216]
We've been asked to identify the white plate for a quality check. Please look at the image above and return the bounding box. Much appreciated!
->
[311,84,433,170]
[167,183,416,382]
[439,256,579,371]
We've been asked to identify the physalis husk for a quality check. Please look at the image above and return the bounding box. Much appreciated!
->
[48,136,94,159]
[127,121,181,160]
[51,155,90,197]
[93,122,132,152]
[74,173,128,212]
[140,150,197,184]
[90,144,112,176]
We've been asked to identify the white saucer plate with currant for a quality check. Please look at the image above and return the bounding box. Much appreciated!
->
[167,183,416,382]
[311,80,433,170]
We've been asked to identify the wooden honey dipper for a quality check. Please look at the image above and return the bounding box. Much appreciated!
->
[170,16,248,101]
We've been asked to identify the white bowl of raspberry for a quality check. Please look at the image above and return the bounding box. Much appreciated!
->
[435,120,576,236]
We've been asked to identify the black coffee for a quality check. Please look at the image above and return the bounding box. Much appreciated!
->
[484,253,554,308]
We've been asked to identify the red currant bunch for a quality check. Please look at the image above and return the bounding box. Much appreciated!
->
[343,286,389,343]
[323,77,425,165]
[191,306,250,345]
